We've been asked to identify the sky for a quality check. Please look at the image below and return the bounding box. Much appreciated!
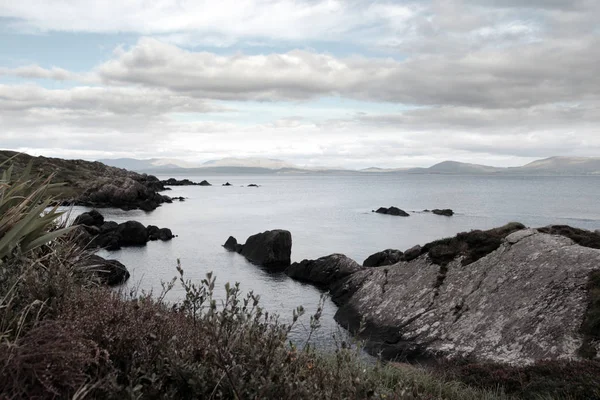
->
[0,0,599,169]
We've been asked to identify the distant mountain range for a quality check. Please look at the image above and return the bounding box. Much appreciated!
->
[98,156,600,176]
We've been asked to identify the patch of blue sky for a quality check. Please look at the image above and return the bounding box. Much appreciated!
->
[0,19,137,70]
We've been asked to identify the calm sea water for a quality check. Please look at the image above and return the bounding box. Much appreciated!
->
[73,173,600,349]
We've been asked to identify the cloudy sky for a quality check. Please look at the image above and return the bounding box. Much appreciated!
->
[0,0,598,169]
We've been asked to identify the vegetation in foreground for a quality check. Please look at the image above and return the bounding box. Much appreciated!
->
[1,162,600,399]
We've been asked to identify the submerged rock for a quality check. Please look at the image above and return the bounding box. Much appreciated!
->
[363,249,403,267]
[225,230,292,269]
[286,254,362,287]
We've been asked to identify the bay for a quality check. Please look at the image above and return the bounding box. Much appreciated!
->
[75,173,600,350]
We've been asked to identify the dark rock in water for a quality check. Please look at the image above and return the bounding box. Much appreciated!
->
[237,230,292,269]
[235,243,244,253]
[158,228,174,241]
[161,178,211,186]
[169,196,185,201]
[432,209,454,216]
[363,249,404,267]
[387,206,409,216]
[84,255,130,286]
[93,232,122,251]
[247,184,259,187]
[222,182,232,186]
[75,209,104,226]
[286,254,362,287]
[375,206,409,217]
[100,221,118,234]
[147,225,160,241]
[402,245,422,262]
[116,221,148,246]
[74,210,173,250]
[139,199,160,212]
[223,236,238,251]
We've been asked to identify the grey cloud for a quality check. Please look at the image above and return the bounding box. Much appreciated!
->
[97,37,600,109]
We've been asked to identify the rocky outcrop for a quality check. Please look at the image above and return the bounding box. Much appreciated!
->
[222,182,232,186]
[75,210,174,250]
[284,223,600,366]
[84,255,130,286]
[0,150,171,211]
[374,207,410,217]
[77,176,170,211]
[285,254,362,287]
[225,230,292,269]
[161,178,211,186]
[223,236,238,251]
[247,184,259,187]
[328,227,600,364]
[431,209,454,216]
[363,249,403,267]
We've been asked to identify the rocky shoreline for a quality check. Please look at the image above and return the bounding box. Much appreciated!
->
[224,224,600,367]
[70,210,175,286]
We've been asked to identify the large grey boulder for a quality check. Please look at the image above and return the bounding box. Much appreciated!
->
[286,254,362,287]
[238,230,292,269]
[333,229,600,364]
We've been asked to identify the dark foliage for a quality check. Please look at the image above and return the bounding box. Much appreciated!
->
[442,360,600,400]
